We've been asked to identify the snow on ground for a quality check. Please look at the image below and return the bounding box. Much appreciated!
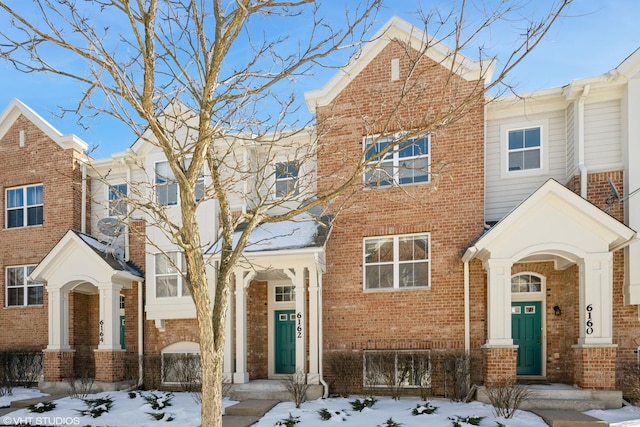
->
[1,389,640,426]
[0,388,48,408]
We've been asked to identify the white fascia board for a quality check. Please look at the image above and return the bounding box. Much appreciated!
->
[305,16,493,112]
[0,98,88,153]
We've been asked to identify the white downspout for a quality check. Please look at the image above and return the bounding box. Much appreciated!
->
[81,162,87,233]
[578,85,590,198]
[138,278,144,388]
[464,261,470,354]
[317,267,329,398]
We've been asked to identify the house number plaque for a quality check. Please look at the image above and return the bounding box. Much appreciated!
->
[585,304,594,335]
[99,320,105,343]
[296,312,302,339]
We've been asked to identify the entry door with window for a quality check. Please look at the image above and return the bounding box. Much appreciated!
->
[512,301,542,375]
[275,310,296,374]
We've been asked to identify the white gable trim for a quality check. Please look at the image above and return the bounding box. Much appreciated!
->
[0,99,88,153]
[304,16,494,112]
[464,179,636,263]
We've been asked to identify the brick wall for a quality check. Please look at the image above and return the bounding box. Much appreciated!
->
[247,280,268,379]
[316,40,485,356]
[0,114,84,350]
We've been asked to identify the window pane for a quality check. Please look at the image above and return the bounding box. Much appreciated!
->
[27,286,43,305]
[27,206,43,226]
[508,152,524,171]
[365,264,394,289]
[156,253,178,274]
[7,267,23,287]
[109,184,127,216]
[27,185,43,205]
[524,128,541,148]
[7,209,23,228]
[508,130,524,149]
[398,157,429,184]
[6,189,23,208]
[399,261,429,287]
[523,149,541,169]
[7,288,23,306]
[399,235,429,261]
[156,276,178,297]
[195,180,204,202]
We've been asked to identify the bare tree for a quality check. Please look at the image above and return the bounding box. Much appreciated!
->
[0,1,571,426]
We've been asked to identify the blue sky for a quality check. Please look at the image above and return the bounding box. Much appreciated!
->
[0,1,639,159]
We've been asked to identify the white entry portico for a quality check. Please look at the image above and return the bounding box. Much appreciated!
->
[30,230,143,388]
[463,179,636,388]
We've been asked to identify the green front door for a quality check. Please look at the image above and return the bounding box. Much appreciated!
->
[512,301,542,376]
[275,310,296,374]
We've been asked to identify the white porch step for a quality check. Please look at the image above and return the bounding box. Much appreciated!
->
[228,380,323,401]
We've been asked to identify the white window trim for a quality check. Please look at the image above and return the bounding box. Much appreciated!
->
[511,272,546,303]
[363,133,431,187]
[363,349,431,388]
[363,233,431,291]
[154,252,189,298]
[107,182,128,217]
[154,160,205,206]
[274,161,300,198]
[499,120,549,179]
[5,184,44,229]
[5,264,43,307]
[161,341,201,385]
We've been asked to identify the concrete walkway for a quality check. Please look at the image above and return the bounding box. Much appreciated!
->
[532,409,609,426]
[223,399,280,427]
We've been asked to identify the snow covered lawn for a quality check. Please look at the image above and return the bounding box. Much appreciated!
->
[1,388,640,426]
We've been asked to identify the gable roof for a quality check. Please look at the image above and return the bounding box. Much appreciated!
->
[304,16,495,112]
[0,98,88,153]
[463,179,636,263]
[30,229,143,286]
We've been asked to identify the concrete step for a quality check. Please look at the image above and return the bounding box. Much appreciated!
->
[222,415,261,427]
[532,409,608,427]
[228,382,323,401]
[521,398,605,411]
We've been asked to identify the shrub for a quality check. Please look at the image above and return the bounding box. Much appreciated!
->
[317,408,345,421]
[282,370,309,409]
[411,402,438,415]
[325,351,362,397]
[275,413,299,426]
[378,418,402,427]
[28,401,56,413]
[77,396,114,418]
[483,377,530,419]
[349,396,377,412]
[141,391,173,410]
[448,415,484,426]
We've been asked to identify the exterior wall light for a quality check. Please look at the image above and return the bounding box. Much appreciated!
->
[553,305,562,316]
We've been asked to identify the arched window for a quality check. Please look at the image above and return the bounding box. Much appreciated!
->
[161,341,200,384]
[511,273,543,293]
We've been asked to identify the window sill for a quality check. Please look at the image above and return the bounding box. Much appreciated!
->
[4,304,44,309]
[4,224,44,231]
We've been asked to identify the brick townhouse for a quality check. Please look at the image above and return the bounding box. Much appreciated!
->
[1,16,640,407]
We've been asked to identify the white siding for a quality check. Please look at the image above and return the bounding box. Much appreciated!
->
[584,99,623,170]
[566,102,576,180]
[485,109,567,222]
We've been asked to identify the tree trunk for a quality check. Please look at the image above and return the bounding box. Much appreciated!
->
[198,313,224,427]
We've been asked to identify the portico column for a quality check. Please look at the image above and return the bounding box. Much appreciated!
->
[97,282,124,350]
[573,253,617,390]
[484,258,514,346]
[577,253,614,345]
[482,258,518,387]
[223,290,234,383]
[47,286,70,350]
[233,270,250,384]
[307,266,320,384]
[293,267,306,374]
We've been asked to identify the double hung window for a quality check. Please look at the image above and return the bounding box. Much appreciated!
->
[364,135,429,186]
[364,233,430,290]
[155,161,204,206]
[275,162,299,197]
[108,183,128,216]
[155,252,190,298]
[6,265,43,307]
[6,184,43,228]
[507,127,541,172]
